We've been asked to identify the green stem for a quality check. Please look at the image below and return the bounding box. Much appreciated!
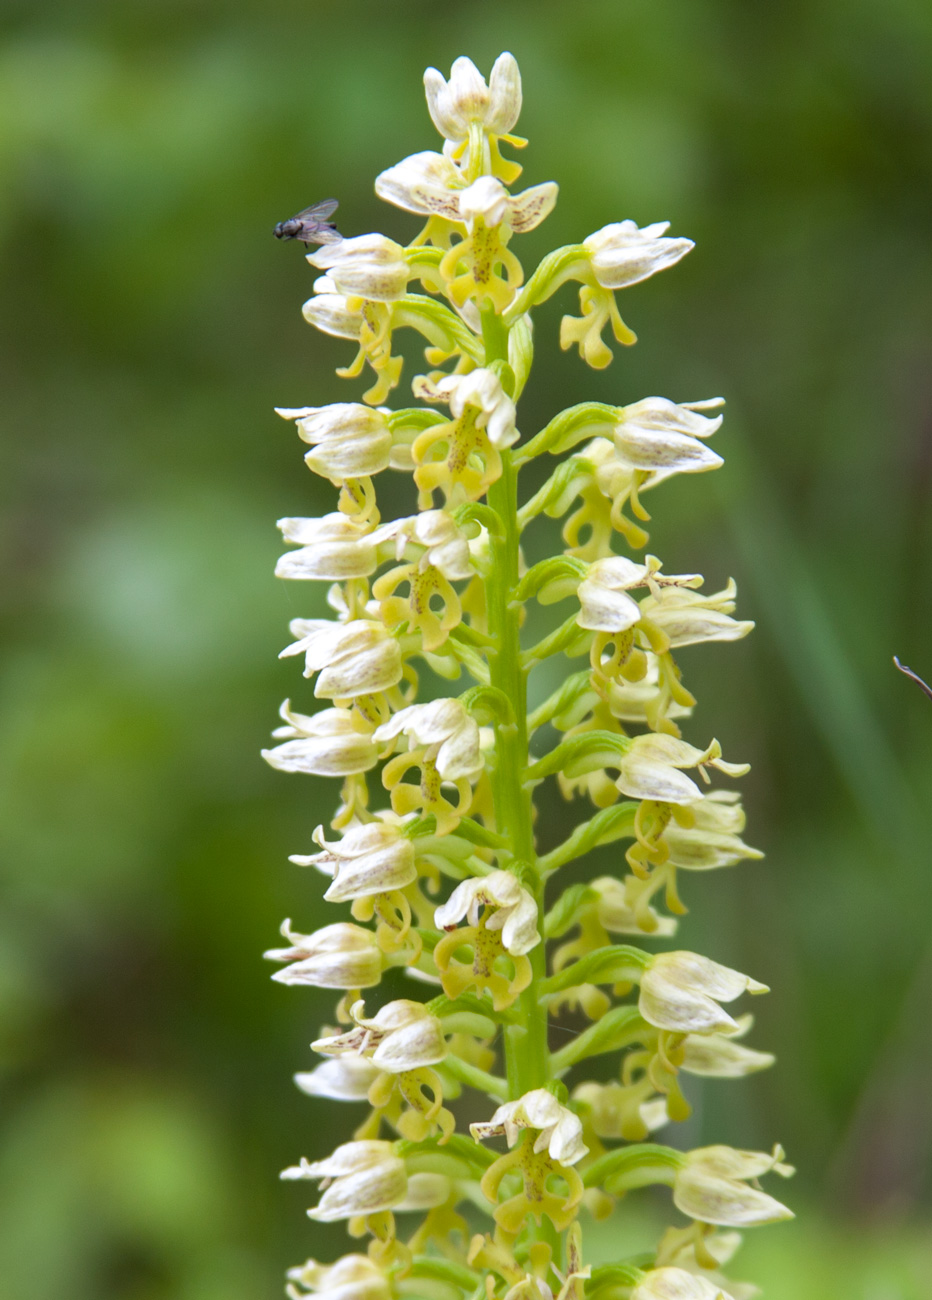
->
[482,309,550,1104]
[441,1054,510,1101]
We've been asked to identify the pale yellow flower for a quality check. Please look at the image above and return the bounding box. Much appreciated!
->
[673,1145,794,1227]
[471,1089,588,1166]
[639,951,768,1035]
[264,920,382,990]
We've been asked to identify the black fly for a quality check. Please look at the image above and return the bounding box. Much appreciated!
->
[273,199,342,247]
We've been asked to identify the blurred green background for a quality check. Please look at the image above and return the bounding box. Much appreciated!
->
[2,0,932,1296]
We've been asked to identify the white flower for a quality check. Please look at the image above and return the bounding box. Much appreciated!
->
[376,154,556,234]
[423,53,521,142]
[632,1266,737,1300]
[434,870,540,955]
[412,368,518,449]
[614,398,724,474]
[576,556,648,632]
[576,556,702,633]
[673,1145,794,1227]
[639,580,754,649]
[471,1088,588,1165]
[286,1253,392,1300]
[282,1140,408,1222]
[373,698,482,780]
[312,998,446,1074]
[681,1017,775,1078]
[308,234,410,302]
[372,508,476,580]
[302,285,364,339]
[584,220,694,290]
[639,951,768,1034]
[265,921,382,989]
[662,811,763,873]
[291,821,416,901]
[293,1056,381,1101]
[275,514,379,581]
[279,619,403,698]
[376,150,466,216]
[276,404,393,483]
[616,735,749,805]
[589,876,677,937]
[262,702,378,777]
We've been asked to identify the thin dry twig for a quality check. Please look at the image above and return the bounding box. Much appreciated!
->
[894,656,932,701]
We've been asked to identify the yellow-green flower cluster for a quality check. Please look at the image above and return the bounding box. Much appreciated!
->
[264,52,789,1300]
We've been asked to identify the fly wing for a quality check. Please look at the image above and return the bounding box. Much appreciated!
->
[294,199,339,222]
[307,225,342,245]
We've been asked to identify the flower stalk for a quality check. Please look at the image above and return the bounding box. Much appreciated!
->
[265,52,790,1300]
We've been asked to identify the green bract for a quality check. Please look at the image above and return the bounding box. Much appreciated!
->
[264,51,789,1300]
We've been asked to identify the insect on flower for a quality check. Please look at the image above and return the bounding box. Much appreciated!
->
[274,199,343,246]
